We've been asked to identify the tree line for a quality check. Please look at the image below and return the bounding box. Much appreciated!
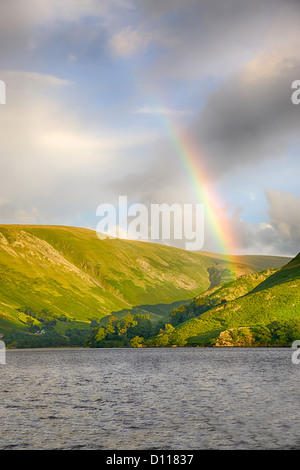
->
[85,312,160,348]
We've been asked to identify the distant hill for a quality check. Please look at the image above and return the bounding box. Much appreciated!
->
[0,225,291,347]
[148,252,300,347]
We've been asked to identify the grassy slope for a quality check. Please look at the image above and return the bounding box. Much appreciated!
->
[163,253,300,346]
[194,251,290,288]
[0,224,291,337]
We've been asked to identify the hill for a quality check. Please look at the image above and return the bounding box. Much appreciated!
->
[148,252,300,347]
[0,225,291,347]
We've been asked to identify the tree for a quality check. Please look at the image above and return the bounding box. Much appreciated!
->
[164,323,175,334]
[252,325,272,346]
[131,336,144,348]
[128,314,152,339]
[90,320,99,329]
[95,327,107,342]
[105,316,117,338]
[150,323,174,347]
[117,313,136,337]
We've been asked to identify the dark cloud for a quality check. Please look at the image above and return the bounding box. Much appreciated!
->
[189,52,300,178]
[140,0,300,80]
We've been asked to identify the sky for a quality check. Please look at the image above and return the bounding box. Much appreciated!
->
[0,0,299,257]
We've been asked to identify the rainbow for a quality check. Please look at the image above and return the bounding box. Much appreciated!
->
[160,114,238,260]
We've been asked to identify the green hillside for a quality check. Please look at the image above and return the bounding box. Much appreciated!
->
[0,224,291,348]
[166,268,277,326]
[148,252,300,347]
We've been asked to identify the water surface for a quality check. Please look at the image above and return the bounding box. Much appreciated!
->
[0,348,299,449]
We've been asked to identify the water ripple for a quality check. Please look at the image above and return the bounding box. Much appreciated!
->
[0,348,299,449]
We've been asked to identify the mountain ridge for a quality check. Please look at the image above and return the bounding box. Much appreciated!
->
[0,224,292,347]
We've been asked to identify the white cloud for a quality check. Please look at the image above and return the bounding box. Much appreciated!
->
[1,70,72,89]
[266,190,300,242]
[130,106,193,116]
[220,190,300,256]
[109,20,179,59]
[14,207,42,224]
[0,69,157,221]
[109,26,152,57]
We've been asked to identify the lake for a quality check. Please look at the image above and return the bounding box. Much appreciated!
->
[0,347,299,450]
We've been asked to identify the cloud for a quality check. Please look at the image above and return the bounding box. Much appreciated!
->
[136,0,300,81]
[109,25,155,58]
[2,70,72,90]
[223,190,300,256]
[0,69,156,222]
[0,198,43,224]
[0,0,132,58]
[266,189,300,244]
[130,106,193,116]
[188,47,300,179]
